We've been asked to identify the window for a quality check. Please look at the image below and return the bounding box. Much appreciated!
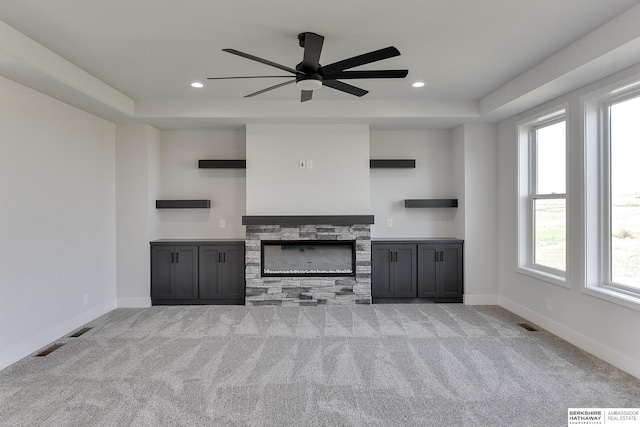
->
[518,108,567,284]
[602,90,640,293]
[584,78,640,307]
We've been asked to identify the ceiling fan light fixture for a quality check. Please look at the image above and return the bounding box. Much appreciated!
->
[296,75,323,91]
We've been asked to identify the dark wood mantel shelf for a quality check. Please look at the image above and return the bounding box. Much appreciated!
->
[242,215,375,226]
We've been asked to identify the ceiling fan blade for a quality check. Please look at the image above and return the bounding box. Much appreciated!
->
[301,32,324,72]
[320,46,401,75]
[301,90,313,102]
[323,70,408,80]
[244,79,296,98]
[223,48,301,75]
[207,75,293,80]
[323,80,368,97]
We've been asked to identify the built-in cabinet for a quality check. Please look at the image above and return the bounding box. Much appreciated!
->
[199,244,245,301]
[416,243,463,299]
[151,240,245,305]
[151,245,198,300]
[371,243,417,298]
[372,239,463,303]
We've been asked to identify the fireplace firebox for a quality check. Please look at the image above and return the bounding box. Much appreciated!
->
[261,240,356,277]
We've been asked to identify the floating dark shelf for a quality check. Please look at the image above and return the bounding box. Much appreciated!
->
[242,215,375,226]
[198,160,246,169]
[370,159,416,169]
[404,199,458,208]
[156,200,211,209]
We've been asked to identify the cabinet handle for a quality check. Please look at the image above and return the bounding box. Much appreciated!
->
[389,251,393,263]
[223,252,226,263]
[394,252,398,262]
[175,252,179,263]
[440,251,444,262]
[435,251,439,262]
[171,253,174,263]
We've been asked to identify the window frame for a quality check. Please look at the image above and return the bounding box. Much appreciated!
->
[582,77,640,310]
[599,88,640,296]
[517,106,569,287]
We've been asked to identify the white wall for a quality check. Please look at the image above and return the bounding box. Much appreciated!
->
[115,124,161,308]
[452,126,466,239]
[370,130,459,238]
[159,130,246,238]
[0,76,116,370]
[457,124,499,304]
[246,124,370,215]
[497,64,640,378]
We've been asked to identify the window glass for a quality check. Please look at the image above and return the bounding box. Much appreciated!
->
[535,121,566,194]
[609,96,640,289]
[534,198,566,271]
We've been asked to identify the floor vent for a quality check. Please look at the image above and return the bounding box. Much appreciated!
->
[517,323,538,331]
[69,327,93,338]
[35,343,65,357]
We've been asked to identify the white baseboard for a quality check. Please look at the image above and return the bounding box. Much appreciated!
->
[498,296,640,380]
[464,294,499,305]
[117,297,151,308]
[0,300,116,372]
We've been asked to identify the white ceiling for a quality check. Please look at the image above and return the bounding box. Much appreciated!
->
[1,0,640,129]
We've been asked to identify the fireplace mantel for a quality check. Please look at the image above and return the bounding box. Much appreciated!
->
[242,215,374,226]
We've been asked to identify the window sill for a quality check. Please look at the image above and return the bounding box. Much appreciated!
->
[582,285,640,312]
[517,266,569,289]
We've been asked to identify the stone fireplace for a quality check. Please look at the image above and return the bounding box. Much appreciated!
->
[243,216,372,306]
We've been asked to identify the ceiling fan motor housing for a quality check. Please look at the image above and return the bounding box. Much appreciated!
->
[296,74,323,91]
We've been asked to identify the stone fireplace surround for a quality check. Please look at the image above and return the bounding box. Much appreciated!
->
[243,215,373,306]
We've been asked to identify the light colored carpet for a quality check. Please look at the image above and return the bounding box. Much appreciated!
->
[1,305,639,426]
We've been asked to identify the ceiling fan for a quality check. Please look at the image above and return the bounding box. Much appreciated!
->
[207,32,409,102]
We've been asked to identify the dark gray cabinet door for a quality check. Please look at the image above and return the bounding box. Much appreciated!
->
[394,244,417,297]
[220,245,245,299]
[199,244,245,300]
[372,244,394,298]
[151,246,174,299]
[173,246,198,299]
[151,245,198,300]
[417,244,439,298]
[198,246,222,299]
[439,243,463,298]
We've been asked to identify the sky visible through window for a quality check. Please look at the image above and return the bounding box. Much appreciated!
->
[536,122,566,195]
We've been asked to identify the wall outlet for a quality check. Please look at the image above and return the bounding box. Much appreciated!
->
[83,293,89,305]
[387,218,393,228]
[545,298,551,312]
[219,219,226,228]
[299,160,306,169]
[307,160,313,169]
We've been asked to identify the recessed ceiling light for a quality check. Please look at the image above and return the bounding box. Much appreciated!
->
[190,82,204,88]
[412,81,426,88]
